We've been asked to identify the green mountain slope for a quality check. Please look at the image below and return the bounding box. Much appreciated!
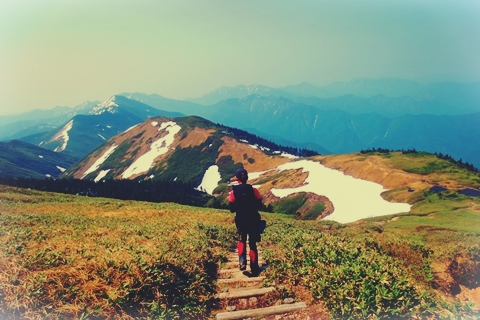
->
[0,140,78,178]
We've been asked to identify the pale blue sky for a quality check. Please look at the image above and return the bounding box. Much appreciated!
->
[1,0,479,115]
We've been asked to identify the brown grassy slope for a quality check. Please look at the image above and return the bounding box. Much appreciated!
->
[217,136,291,173]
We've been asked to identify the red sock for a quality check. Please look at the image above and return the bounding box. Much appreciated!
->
[238,242,245,256]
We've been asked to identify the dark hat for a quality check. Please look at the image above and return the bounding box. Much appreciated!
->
[235,168,248,182]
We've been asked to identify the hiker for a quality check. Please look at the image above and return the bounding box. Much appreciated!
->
[228,168,263,275]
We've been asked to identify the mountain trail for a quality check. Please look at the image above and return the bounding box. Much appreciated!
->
[214,247,314,320]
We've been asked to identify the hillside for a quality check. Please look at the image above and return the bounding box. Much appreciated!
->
[64,116,299,184]
[0,140,79,179]
[60,115,480,226]
[1,162,479,319]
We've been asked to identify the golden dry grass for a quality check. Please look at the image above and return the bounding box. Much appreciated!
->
[0,185,236,319]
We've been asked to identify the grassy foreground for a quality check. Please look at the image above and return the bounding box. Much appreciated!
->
[0,186,236,319]
[1,184,480,319]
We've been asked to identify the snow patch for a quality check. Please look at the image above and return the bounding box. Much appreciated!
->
[270,160,411,224]
[195,165,221,195]
[82,144,118,179]
[98,134,106,140]
[38,155,44,159]
[94,169,111,183]
[52,120,74,152]
[56,166,66,172]
[45,174,51,178]
[122,121,181,179]
[151,121,159,127]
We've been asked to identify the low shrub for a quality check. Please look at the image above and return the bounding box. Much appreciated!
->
[261,221,473,319]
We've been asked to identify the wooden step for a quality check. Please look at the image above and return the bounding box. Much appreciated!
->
[228,252,263,258]
[219,263,266,273]
[217,276,265,285]
[215,286,275,299]
[216,301,307,320]
[223,259,265,266]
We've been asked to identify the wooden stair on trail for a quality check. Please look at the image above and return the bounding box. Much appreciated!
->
[215,247,307,320]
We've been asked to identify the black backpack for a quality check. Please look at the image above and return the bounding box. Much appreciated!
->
[233,184,260,226]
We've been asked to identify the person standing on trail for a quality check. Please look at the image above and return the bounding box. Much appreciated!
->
[228,168,263,275]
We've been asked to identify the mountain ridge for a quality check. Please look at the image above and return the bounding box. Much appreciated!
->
[19,95,183,159]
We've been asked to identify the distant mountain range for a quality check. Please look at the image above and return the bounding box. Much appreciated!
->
[186,78,480,114]
[1,78,479,178]
[0,101,100,141]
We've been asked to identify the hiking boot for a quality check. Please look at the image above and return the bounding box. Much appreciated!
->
[250,265,260,277]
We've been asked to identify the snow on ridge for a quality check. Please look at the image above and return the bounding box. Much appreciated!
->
[270,160,411,224]
[122,121,181,179]
[52,120,74,152]
[124,124,139,133]
[90,96,119,115]
[279,152,298,159]
[195,165,221,195]
[151,121,159,127]
[82,144,118,179]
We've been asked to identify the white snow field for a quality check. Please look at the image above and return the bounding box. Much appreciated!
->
[52,120,74,152]
[270,160,411,224]
[196,165,221,195]
[94,169,111,183]
[122,121,181,179]
[82,144,118,179]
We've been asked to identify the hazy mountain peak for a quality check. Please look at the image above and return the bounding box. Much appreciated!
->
[89,96,119,115]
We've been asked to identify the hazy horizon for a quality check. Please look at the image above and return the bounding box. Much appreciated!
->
[1,0,479,115]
